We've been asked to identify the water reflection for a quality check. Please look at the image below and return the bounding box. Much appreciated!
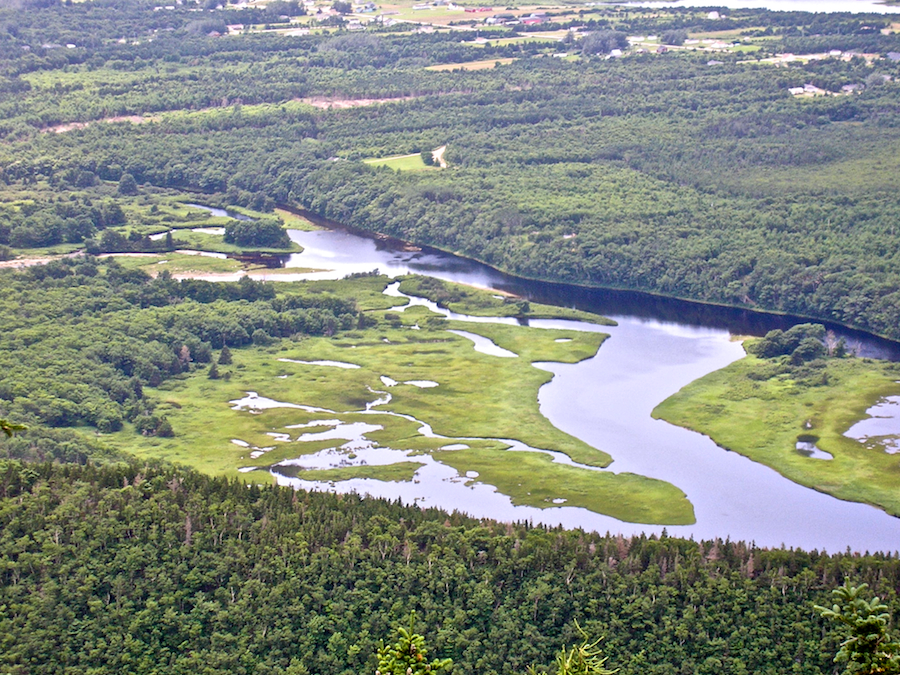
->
[845,394,900,454]
[286,228,900,360]
[274,225,900,552]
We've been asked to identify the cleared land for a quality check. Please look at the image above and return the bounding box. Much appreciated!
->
[426,57,517,71]
[362,153,439,171]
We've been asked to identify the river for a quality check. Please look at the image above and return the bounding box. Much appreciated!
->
[268,225,900,553]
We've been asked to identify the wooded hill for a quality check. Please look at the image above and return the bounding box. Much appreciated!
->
[1,457,898,675]
[1,4,900,338]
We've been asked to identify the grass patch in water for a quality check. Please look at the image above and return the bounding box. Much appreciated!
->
[449,321,607,364]
[654,350,900,516]
[398,275,615,325]
[276,461,424,483]
[274,207,320,231]
[101,275,696,524]
[433,446,694,526]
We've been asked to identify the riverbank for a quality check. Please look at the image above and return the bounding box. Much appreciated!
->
[654,349,900,517]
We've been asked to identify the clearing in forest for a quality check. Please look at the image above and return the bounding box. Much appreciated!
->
[425,58,517,71]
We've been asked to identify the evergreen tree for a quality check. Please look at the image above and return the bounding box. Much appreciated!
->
[117,173,138,196]
[219,345,233,365]
[816,583,900,674]
[376,614,452,675]
[155,417,174,437]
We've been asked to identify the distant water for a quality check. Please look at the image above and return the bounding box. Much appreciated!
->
[617,0,900,14]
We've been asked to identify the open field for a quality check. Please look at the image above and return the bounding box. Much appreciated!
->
[426,57,517,71]
[654,350,900,517]
[362,153,437,171]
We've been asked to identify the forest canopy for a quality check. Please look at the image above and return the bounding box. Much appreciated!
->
[0,2,899,338]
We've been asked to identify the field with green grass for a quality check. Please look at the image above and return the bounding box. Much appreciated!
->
[105,275,693,525]
[109,252,243,275]
[362,153,438,171]
[274,207,320,231]
[654,349,900,516]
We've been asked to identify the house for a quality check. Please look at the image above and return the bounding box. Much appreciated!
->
[655,45,667,54]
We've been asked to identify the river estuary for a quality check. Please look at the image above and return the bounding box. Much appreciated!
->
[251,225,900,553]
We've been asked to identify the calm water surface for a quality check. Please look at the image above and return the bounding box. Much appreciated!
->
[620,0,900,13]
[276,227,900,552]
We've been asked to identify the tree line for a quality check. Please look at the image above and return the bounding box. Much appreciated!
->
[0,457,898,675]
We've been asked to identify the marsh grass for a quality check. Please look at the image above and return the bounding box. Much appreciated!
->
[654,352,900,515]
[398,275,615,325]
[112,253,244,275]
[103,276,694,523]
[433,446,694,525]
[277,462,424,483]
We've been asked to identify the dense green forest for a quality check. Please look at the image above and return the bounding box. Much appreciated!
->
[1,457,899,675]
[1,2,900,337]
[4,2,900,671]
[0,257,359,435]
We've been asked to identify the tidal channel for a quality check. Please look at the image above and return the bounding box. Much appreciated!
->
[269,225,900,553]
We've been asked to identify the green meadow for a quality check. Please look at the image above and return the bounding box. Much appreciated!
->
[104,275,694,525]
[654,350,900,516]
[362,153,437,171]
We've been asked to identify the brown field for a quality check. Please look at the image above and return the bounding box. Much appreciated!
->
[426,57,517,71]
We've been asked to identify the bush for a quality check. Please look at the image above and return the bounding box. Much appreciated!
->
[224,218,291,248]
[252,328,274,346]
[117,173,138,196]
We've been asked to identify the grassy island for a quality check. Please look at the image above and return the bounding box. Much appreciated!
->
[655,326,900,516]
